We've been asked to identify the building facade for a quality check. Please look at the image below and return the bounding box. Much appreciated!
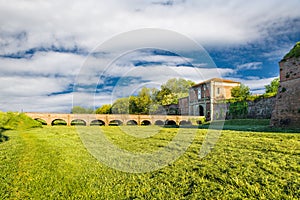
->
[179,78,240,120]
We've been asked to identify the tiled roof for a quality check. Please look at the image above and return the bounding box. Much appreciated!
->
[191,78,240,88]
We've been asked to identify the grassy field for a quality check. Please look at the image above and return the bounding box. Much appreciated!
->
[0,125,299,199]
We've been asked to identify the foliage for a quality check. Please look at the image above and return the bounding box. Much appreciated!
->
[136,87,152,114]
[0,111,42,131]
[228,101,248,119]
[111,97,130,114]
[0,126,299,199]
[230,84,250,101]
[283,41,300,59]
[71,106,93,114]
[110,78,194,114]
[154,78,195,105]
[95,104,112,114]
[265,78,279,94]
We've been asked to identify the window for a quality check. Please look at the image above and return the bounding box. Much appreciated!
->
[198,88,201,100]
[217,87,220,95]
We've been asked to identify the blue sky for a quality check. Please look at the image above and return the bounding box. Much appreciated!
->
[0,0,299,112]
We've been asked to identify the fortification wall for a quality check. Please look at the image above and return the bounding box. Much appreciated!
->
[247,97,276,119]
[271,57,300,127]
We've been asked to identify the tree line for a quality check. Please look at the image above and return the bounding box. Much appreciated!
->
[71,78,195,115]
[71,77,279,116]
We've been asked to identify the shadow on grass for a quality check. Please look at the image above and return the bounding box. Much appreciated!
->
[197,119,300,133]
[0,129,9,143]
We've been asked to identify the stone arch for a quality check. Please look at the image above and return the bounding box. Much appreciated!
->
[141,120,151,126]
[109,120,123,126]
[51,119,67,126]
[90,119,105,126]
[34,118,47,125]
[127,120,138,126]
[179,120,192,126]
[165,120,177,126]
[154,120,164,126]
[199,105,204,116]
[71,119,86,126]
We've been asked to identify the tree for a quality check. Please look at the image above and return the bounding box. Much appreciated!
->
[111,98,130,114]
[71,106,93,114]
[162,78,194,94]
[231,84,250,100]
[95,104,112,114]
[136,87,152,114]
[155,78,195,105]
[265,78,279,94]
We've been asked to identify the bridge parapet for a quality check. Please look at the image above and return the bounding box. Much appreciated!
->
[25,113,204,126]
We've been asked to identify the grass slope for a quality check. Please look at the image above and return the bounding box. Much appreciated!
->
[0,126,299,199]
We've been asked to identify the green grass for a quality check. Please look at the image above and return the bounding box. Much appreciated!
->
[199,119,300,133]
[0,126,299,199]
[284,41,300,59]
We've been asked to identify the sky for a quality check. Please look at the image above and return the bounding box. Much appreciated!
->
[0,0,300,113]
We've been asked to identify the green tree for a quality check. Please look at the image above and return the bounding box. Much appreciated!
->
[155,78,195,105]
[137,87,152,114]
[231,84,250,101]
[129,96,140,114]
[111,98,130,114]
[265,78,279,94]
[162,78,194,94]
[71,106,93,114]
[95,104,112,114]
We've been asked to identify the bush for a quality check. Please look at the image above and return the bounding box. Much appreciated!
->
[228,101,248,119]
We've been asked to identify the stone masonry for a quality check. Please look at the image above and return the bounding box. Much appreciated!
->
[271,56,300,127]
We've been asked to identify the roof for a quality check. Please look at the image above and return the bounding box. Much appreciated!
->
[191,78,240,88]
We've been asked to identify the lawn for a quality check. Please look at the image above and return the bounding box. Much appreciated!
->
[0,126,299,199]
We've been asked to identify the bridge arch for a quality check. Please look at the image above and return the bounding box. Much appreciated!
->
[154,120,164,126]
[109,120,123,126]
[71,119,86,126]
[90,119,105,126]
[127,120,138,126]
[165,120,177,126]
[179,120,192,126]
[141,120,151,126]
[34,118,47,125]
[51,119,67,126]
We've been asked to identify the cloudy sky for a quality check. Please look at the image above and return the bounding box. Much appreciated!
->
[0,0,300,112]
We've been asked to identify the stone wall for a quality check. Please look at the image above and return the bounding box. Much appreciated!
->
[247,97,276,119]
[271,57,300,127]
[178,97,189,115]
[271,55,300,127]
[226,97,276,119]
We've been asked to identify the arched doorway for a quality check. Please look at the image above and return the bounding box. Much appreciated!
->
[199,105,204,116]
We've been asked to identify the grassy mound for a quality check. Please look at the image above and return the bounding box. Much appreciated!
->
[284,41,300,59]
[0,112,42,131]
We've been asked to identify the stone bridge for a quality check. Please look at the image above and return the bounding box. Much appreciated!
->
[25,113,202,126]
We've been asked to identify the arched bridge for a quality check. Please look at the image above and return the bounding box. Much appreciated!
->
[25,113,203,126]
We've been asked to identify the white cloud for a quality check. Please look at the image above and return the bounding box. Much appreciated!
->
[1,0,300,54]
[237,62,262,70]
[0,52,84,77]
[0,0,299,112]
[227,76,278,94]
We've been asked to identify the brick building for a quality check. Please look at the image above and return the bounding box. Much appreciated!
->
[179,78,240,120]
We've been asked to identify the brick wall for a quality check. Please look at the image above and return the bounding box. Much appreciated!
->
[271,57,300,127]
